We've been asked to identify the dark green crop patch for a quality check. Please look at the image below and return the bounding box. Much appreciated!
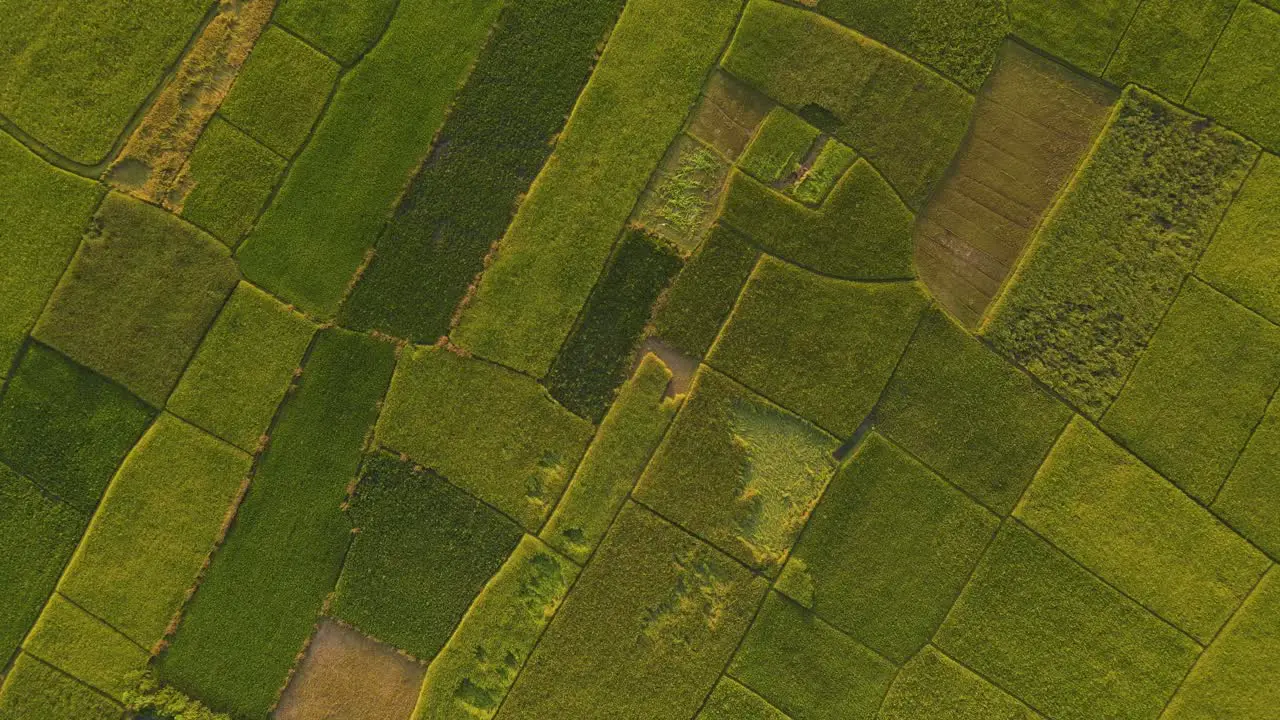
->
[985,87,1258,418]
[340,0,628,343]
[331,454,523,661]
[178,117,285,249]
[33,192,240,407]
[546,228,683,421]
[0,343,154,512]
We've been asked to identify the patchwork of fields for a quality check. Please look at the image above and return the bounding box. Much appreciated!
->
[2,0,1280,718]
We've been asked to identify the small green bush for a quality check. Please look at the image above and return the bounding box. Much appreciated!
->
[546,228,683,421]
[178,118,285,248]
[332,454,523,661]
[122,670,230,720]
[0,343,154,512]
[218,25,340,157]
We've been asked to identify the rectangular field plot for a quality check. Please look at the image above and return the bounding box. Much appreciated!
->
[934,523,1201,720]
[176,117,285,249]
[879,646,1043,720]
[1163,568,1280,719]
[33,192,240,407]
[340,0,628,344]
[727,592,896,720]
[331,455,523,661]
[1015,418,1270,643]
[22,594,148,700]
[273,0,398,66]
[721,0,973,210]
[1104,0,1237,100]
[451,0,745,376]
[1188,1,1280,153]
[1198,152,1280,325]
[542,354,680,564]
[217,24,339,157]
[0,131,103,373]
[1009,0,1140,75]
[494,502,768,720]
[0,0,209,164]
[376,346,594,531]
[414,534,578,719]
[1214,397,1280,558]
[237,0,503,317]
[0,343,154,513]
[167,282,316,453]
[914,40,1116,327]
[0,653,122,720]
[696,678,788,720]
[984,87,1258,417]
[157,328,394,718]
[55,413,251,649]
[274,619,426,720]
[706,257,926,436]
[634,367,838,574]
[652,223,759,359]
[775,433,998,663]
[0,465,85,667]
[877,309,1072,514]
[1101,278,1280,503]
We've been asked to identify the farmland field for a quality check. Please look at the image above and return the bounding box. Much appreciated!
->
[2,1,1280,718]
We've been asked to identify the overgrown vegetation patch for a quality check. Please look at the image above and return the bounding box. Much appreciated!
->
[546,229,683,421]
[984,87,1258,417]
[634,368,838,574]
[341,0,628,343]
[707,258,926,436]
[776,433,998,663]
[1101,278,1280,503]
[0,343,154,512]
[332,454,523,661]
[34,192,240,407]
[158,329,394,718]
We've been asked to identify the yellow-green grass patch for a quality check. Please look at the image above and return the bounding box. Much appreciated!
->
[1016,417,1270,643]
[790,138,857,206]
[634,367,838,574]
[0,343,154,512]
[1188,1,1280,153]
[934,522,1201,720]
[877,309,1073,514]
[376,346,594,531]
[728,592,896,720]
[738,107,821,185]
[451,0,745,376]
[237,0,503,317]
[332,455,523,660]
[721,0,974,209]
[0,653,122,720]
[273,0,399,66]
[542,354,681,564]
[157,328,395,718]
[167,282,316,453]
[984,87,1258,417]
[0,465,84,667]
[493,502,768,720]
[1214,396,1280,558]
[56,413,251,648]
[652,223,760,359]
[1198,152,1280,325]
[707,257,926,436]
[879,645,1044,719]
[1103,0,1237,100]
[413,535,578,720]
[176,118,285,249]
[33,192,240,407]
[776,433,998,663]
[1163,567,1280,719]
[1102,278,1280,503]
[217,25,340,157]
[1009,0,1141,75]
[696,678,788,720]
[0,0,209,164]
[22,595,147,700]
[720,162,915,280]
[0,132,103,372]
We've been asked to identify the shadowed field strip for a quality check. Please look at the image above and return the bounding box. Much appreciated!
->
[915,40,1116,328]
